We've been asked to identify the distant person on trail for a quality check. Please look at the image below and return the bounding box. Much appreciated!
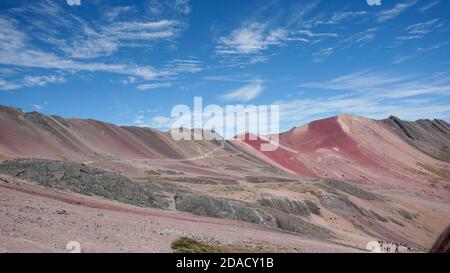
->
[430,225,450,253]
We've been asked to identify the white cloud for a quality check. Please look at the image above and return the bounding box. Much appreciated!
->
[134,115,146,125]
[392,42,448,64]
[61,37,119,59]
[134,114,179,130]
[418,0,440,12]
[150,115,177,129]
[407,19,441,35]
[216,23,286,55]
[215,22,320,56]
[312,47,334,63]
[66,0,81,6]
[277,70,450,127]
[174,0,191,15]
[121,76,137,85]
[215,22,320,67]
[315,11,368,26]
[132,114,172,128]
[34,104,44,111]
[0,74,65,91]
[220,80,264,102]
[276,95,450,129]
[294,30,338,38]
[23,75,65,87]
[145,71,450,131]
[0,17,166,80]
[11,1,183,60]
[0,78,21,91]
[0,1,197,92]
[0,48,163,80]
[396,19,443,41]
[377,1,417,22]
[147,0,191,16]
[338,28,377,49]
[166,59,202,73]
[103,6,134,21]
[203,74,257,83]
[300,70,450,98]
[56,20,181,59]
[103,20,179,41]
[286,0,320,27]
[395,35,423,41]
[137,82,172,91]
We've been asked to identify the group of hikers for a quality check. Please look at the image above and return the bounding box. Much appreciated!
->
[376,240,413,253]
[374,224,450,253]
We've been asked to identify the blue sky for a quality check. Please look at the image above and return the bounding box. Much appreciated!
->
[0,0,449,132]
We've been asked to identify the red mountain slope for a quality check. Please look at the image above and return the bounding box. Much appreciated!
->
[236,114,450,195]
[1,105,449,197]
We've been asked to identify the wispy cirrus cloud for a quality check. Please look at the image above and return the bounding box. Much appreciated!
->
[203,74,258,83]
[377,0,417,22]
[166,59,202,74]
[393,42,448,64]
[338,28,377,49]
[276,94,450,129]
[0,0,200,91]
[220,80,264,102]
[215,23,340,57]
[418,0,440,12]
[9,0,185,60]
[277,70,450,127]
[0,17,165,81]
[103,20,180,42]
[214,21,341,67]
[103,6,135,22]
[0,74,65,91]
[215,23,289,55]
[66,0,80,6]
[136,82,172,91]
[53,19,182,59]
[315,11,368,26]
[214,23,292,67]
[396,19,443,41]
[312,47,334,63]
[293,30,338,39]
[147,0,191,16]
[300,70,450,98]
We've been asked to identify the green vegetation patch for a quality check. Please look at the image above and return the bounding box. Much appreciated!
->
[171,237,225,253]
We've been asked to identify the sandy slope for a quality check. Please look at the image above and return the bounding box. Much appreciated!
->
[0,176,359,253]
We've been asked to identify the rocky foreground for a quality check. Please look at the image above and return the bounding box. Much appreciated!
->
[0,173,359,253]
[1,158,449,252]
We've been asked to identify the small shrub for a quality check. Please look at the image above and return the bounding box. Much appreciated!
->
[171,237,224,253]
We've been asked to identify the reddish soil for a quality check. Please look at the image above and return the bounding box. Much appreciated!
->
[239,115,450,200]
[0,177,360,253]
[242,134,316,176]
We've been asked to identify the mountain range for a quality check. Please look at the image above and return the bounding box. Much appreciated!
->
[0,105,449,252]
